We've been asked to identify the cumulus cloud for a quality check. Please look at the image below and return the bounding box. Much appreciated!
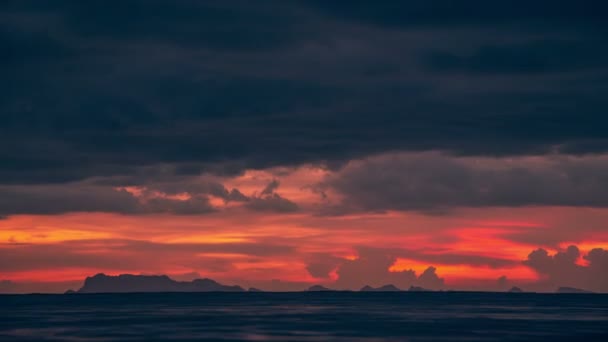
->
[523,246,608,292]
[305,253,345,279]
[334,248,417,289]
[303,245,608,292]
[307,248,445,290]
[417,266,444,289]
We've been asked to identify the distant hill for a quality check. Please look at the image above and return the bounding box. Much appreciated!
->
[556,287,593,294]
[307,285,333,291]
[76,274,244,293]
[360,284,401,292]
[248,287,263,292]
[508,286,523,293]
[408,286,431,292]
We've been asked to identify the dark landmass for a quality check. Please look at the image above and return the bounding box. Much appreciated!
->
[360,284,401,292]
[59,274,606,294]
[408,286,431,292]
[77,274,244,293]
[556,287,594,294]
[307,285,333,292]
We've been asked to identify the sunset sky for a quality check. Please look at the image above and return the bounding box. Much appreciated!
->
[2,0,608,293]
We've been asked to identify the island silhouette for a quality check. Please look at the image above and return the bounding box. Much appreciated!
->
[75,274,244,293]
[63,273,595,294]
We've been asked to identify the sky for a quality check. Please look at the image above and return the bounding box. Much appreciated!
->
[1,0,608,293]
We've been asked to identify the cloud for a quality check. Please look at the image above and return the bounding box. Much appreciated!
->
[261,179,280,196]
[334,248,417,289]
[305,245,608,292]
[11,150,605,217]
[303,1,608,29]
[0,176,300,216]
[0,239,295,273]
[0,279,16,293]
[425,39,608,74]
[1,0,607,186]
[311,248,446,290]
[496,275,509,290]
[416,266,444,290]
[305,253,343,279]
[245,180,299,213]
[0,183,215,216]
[0,184,143,215]
[246,194,298,213]
[523,246,608,292]
[304,245,518,287]
[322,153,608,212]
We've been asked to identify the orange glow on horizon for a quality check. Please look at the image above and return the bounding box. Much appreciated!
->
[389,258,539,283]
[2,203,608,291]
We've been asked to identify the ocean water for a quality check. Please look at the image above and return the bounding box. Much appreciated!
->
[1,292,607,341]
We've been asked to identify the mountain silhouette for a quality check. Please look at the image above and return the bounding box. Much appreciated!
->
[508,286,523,293]
[307,285,333,291]
[556,286,593,294]
[360,284,401,292]
[77,274,244,293]
[408,286,431,292]
[248,287,263,292]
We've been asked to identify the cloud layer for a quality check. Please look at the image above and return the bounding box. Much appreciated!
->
[2,0,608,185]
[1,1,608,293]
[323,153,608,213]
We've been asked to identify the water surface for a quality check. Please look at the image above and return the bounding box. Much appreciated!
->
[1,292,607,341]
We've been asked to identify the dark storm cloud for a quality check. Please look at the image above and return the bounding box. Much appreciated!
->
[0,177,297,215]
[322,153,608,212]
[1,0,607,188]
[0,183,216,215]
[0,184,142,215]
[302,0,608,29]
[425,40,608,75]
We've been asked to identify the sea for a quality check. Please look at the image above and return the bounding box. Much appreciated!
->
[1,292,607,341]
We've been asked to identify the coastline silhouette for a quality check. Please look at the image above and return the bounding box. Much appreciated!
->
[56,273,604,294]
